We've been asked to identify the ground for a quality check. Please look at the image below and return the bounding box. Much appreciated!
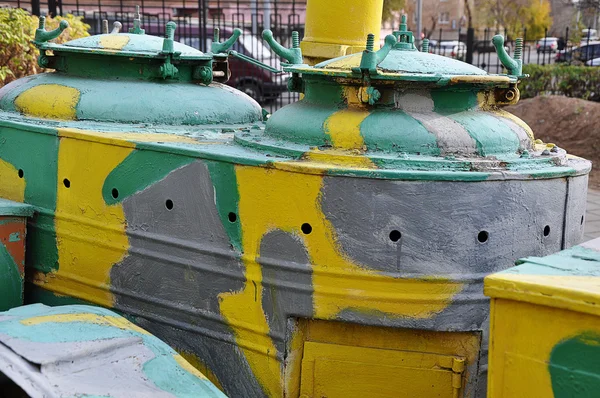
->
[506,95,600,190]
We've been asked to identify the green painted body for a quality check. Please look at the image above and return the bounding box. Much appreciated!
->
[550,333,600,398]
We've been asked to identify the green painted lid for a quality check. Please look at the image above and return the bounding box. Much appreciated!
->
[285,16,522,85]
[0,13,263,127]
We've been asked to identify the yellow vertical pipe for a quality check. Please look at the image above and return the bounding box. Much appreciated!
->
[300,0,384,65]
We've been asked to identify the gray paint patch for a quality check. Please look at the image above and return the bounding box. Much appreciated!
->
[406,111,478,155]
[258,230,313,353]
[110,160,265,398]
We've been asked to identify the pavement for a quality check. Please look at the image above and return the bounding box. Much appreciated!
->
[585,189,600,242]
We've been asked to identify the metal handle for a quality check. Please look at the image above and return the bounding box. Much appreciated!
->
[229,51,282,73]
[262,30,303,65]
[34,16,69,44]
[493,35,523,76]
[211,28,242,54]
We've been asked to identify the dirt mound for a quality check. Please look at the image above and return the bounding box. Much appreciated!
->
[506,95,600,189]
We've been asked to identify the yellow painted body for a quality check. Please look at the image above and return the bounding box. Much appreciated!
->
[485,249,600,398]
[291,320,480,398]
[301,0,383,65]
[35,129,132,307]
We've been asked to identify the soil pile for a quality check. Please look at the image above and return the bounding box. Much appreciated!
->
[506,95,600,189]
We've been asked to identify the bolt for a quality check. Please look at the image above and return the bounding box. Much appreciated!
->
[292,31,300,48]
[514,38,523,60]
[551,146,559,153]
[165,21,176,39]
[542,149,551,156]
[422,38,429,53]
[520,150,530,158]
[400,14,407,31]
[366,33,375,52]
[102,19,109,34]
[38,16,46,29]
[213,27,220,43]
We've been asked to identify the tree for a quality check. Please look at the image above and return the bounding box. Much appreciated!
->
[382,0,407,22]
[0,9,90,87]
[478,0,552,38]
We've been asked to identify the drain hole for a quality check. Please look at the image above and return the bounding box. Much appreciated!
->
[63,178,70,188]
[543,225,551,237]
[478,231,489,243]
[228,212,237,222]
[18,169,24,178]
[165,199,174,210]
[111,188,119,199]
[389,230,402,242]
[301,223,312,234]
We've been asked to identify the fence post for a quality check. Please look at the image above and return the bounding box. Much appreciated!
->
[48,0,57,16]
[31,0,40,16]
[466,27,474,64]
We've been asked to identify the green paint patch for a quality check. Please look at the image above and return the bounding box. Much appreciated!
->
[8,232,20,242]
[431,90,478,112]
[550,332,600,398]
[206,161,242,252]
[0,243,23,310]
[0,122,59,274]
[449,112,520,156]
[103,149,194,205]
[360,110,440,155]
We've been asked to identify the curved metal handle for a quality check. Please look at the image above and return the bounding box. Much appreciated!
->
[229,51,282,73]
[493,35,522,76]
[34,16,69,44]
[262,30,303,65]
[358,34,397,73]
[211,28,242,54]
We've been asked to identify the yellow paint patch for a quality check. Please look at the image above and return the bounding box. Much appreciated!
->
[487,299,600,397]
[173,354,210,380]
[322,53,362,69]
[15,84,80,120]
[58,127,203,147]
[48,133,132,306]
[0,159,25,202]
[323,108,370,150]
[219,166,463,397]
[99,34,130,50]
[493,109,535,141]
[303,149,375,168]
[179,351,224,389]
[485,273,600,318]
[21,313,150,334]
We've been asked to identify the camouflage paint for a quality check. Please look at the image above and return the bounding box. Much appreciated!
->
[0,17,592,398]
[0,304,225,397]
[486,239,600,398]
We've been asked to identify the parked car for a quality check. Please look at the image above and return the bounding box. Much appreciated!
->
[473,40,511,53]
[586,57,600,66]
[179,27,288,104]
[536,37,559,53]
[430,40,466,60]
[556,42,600,64]
[582,28,599,41]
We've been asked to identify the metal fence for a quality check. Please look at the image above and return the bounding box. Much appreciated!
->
[2,0,599,111]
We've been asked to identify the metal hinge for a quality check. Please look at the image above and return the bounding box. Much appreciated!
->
[451,357,466,398]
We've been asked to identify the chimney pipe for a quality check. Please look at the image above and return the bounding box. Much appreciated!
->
[301,0,384,65]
